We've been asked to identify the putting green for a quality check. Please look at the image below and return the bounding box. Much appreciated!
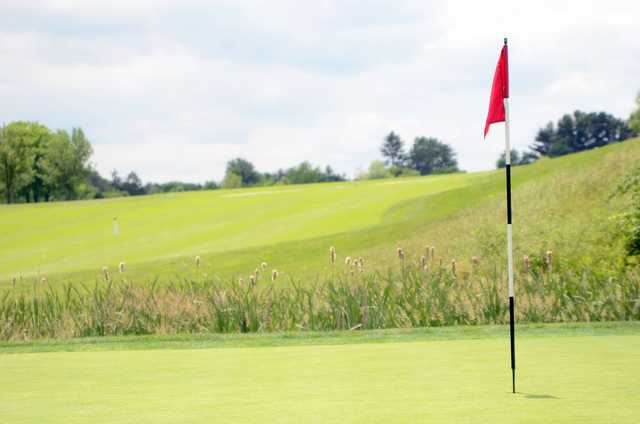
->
[1,325,638,423]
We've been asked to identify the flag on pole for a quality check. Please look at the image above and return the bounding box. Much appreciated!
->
[484,38,517,394]
[484,43,509,137]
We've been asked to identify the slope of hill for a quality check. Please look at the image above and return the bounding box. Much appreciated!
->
[1,138,638,286]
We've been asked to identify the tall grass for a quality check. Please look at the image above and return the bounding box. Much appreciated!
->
[1,260,638,341]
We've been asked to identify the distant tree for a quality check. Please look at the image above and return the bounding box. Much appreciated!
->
[380,132,406,167]
[87,169,117,198]
[204,180,219,190]
[366,160,389,179]
[496,149,538,168]
[111,170,122,188]
[530,122,555,157]
[408,137,459,175]
[41,128,93,200]
[226,158,260,186]
[630,92,640,135]
[222,171,242,189]
[121,171,145,196]
[285,161,325,184]
[530,111,634,158]
[17,122,54,202]
[0,122,38,203]
[323,165,345,182]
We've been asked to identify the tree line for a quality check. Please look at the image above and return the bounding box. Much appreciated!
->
[0,121,345,204]
[2,93,638,203]
[497,94,639,168]
[221,158,345,188]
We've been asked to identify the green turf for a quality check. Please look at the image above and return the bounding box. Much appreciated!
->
[2,138,639,286]
[1,323,638,423]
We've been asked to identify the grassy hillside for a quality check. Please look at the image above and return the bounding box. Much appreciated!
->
[1,139,639,286]
[1,323,639,424]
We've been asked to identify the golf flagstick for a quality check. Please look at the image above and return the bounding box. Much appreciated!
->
[483,38,516,394]
[504,80,516,395]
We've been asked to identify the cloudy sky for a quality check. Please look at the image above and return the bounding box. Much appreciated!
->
[1,0,638,182]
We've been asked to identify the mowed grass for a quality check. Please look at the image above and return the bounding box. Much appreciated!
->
[1,323,638,423]
[0,172,476,283]
[2,138,640,286]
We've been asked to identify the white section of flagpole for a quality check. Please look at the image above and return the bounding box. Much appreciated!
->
[504,98,514,297]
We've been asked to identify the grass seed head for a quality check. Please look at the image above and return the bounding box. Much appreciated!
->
[430,246,435,258]
[329,246,336,264]
[471,256,479,266]
[523,255,530,272]
[272,269,278,281]
[345,256,352,265]
[397,247,404,260]
[249,274,256,286]
[451,259,457,276]
[119,262,126,273]
[195,256,201,267]
[545,250,553,271]
[261,262,268,270]
[101,266,110,281]
[420,255,427,267]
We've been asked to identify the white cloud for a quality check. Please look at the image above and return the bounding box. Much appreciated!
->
[0,0,639,182]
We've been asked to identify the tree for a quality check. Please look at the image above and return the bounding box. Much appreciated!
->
[222,171,242,188]
[496,149,538,169]
[0,122,38,203]
[204,180,219,190]
[630,92,640,135]
[530,111,634,158]
[323,165,345,182]
[530,122,555,156]
[41,128,93,200]
[226,158,259,186]
[121,171,145,195]
[366,160,389,179]
[285,161,324,184]
[14,122,54,203]
[380,132,406,167]
[407,137,459,175]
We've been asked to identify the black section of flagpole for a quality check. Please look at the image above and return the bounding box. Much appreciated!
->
[506,162,515,394]
[509,296,515,393]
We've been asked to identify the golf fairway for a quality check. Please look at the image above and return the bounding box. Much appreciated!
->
[1,327,638,423]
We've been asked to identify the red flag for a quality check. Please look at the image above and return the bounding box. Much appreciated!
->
[484,43,509,137]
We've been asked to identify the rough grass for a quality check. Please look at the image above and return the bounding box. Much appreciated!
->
[1,323,638,423]
[2,139,639,287]
[2,263,638,340]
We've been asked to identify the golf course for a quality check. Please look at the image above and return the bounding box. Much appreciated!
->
[3,2,640,422]
[1,139,639,423]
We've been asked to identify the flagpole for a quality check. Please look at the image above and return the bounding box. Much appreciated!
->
[503,37,516,394]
